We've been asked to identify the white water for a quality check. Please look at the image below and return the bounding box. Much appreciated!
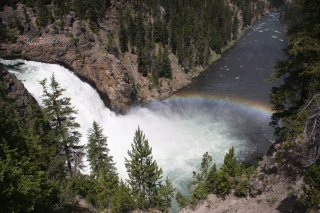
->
[1,59,272,194]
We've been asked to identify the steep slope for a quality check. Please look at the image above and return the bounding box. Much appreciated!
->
[0,0,270,112]
[178,0,320,212]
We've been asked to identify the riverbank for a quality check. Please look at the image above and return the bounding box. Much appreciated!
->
[0,2,269,113]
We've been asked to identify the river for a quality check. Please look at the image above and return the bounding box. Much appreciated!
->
[1,12,286,202]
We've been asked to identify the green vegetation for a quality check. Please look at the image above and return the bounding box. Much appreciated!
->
[270,0,320,142]
[87,121,116,179]
[5,0,320,211]
[0,70,174,212]
[176,191,188,208]
[118,0,267,76]
[125,127,174,210]
[178,148,253,208]
[40,75,84,177]
[0,66,60,212]
[35,0,51,27]
[0,0,267,80]
[0,0,270,103]
[87,121,119,210]
[0,72,252,212]
[269,0,320,211]
[302,162,320,210]
[0,19,10,42]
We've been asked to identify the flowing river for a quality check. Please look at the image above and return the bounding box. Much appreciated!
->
[1,13,286,200]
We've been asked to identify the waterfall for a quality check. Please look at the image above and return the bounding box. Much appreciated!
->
[1,58,273,195]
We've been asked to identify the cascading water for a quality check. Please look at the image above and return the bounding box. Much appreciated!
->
[1,58,273,195]
[0,12,286,208]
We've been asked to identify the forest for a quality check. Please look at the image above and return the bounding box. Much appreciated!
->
[0,69,251,212]
[0,71,174,212]
[1,0,320,212]
[0,0,267,80]
[269,0,320,211]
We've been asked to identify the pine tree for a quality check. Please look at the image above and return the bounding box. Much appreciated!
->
[191,152,214,205]
[128,16,137,52]
[36,0,49,27]
[0,19,9,42]
[74,0,86,20]
[110,181,135,213]
[160,48,172,78]
[87,121,118,209]
[119,23,128,53]
[192,152,212,185]
[158,177,175,211]
[40,74,83,177]
[125,127,163,209]
[135,14,145,53]
[138,50,149,77]
[176,191,188,208]
[87,121,116,177]
[0,68,60,212]
[221,147,239,177]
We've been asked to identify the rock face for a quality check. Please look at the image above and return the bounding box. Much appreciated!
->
[0,2,269,113]
[0,65,37,119]
[0,4,188,113]
[0,21,137,112]
[179,149,305,213]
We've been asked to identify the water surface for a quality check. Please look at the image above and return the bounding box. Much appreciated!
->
[1,12,286,203]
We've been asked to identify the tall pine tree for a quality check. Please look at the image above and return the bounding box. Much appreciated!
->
[40,74,83,177]
[87,121,118,210]
[87,121,117,178]
[125,127,164,209]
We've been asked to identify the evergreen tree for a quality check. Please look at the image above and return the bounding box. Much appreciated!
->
[0,18,10,42]
[74,0,86,20]
[119,23,128,53]
[190,148,251,205]
[138,51,149,77]
[0,67,60,212]
[128,16,137,52]
[135,14,145,53]
[125,127,170,209]
[87,121,118,209]
[302,162,320,210]
[157,177,175,211]
[87,121,116,178]
[110,181,135,213]
[190,152,214,205]
[176,191,188,208]
[36,0,49,27]
[160,48,172,78]
[221,147,239,177]
[95,171,119,210]
[154,21,168,44]
[192,152,212,185]
[40,74,83,177]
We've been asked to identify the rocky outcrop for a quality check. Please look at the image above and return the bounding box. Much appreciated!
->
[0,2,269,113]
[0,65,37,119]
[0,3,188,113]
[179,146,305,213]
[1,40,137,113]
[0,11,137,112]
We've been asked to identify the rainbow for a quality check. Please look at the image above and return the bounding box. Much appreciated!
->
[168,92,274,118]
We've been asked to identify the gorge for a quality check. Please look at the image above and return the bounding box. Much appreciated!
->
[0,11,287,201]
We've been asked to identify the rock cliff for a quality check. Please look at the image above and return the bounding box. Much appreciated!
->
[0,64,38,119]
[0,1,269,113]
